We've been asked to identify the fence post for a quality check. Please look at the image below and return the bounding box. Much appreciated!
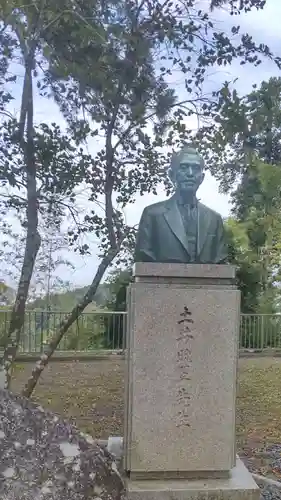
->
[261,315,264,349]
[40,311,44,353]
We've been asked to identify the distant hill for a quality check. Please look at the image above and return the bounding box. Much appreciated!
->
[27,283,111,312]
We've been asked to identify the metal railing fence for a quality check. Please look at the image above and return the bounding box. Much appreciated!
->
[239,313,281,350]
[0,311,281,353]
[0,310,127,353]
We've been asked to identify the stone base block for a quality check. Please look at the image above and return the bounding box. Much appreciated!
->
[126,459,259,500]
[125,265,239,473]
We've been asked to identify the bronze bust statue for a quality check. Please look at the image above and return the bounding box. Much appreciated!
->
[134,146,228,264]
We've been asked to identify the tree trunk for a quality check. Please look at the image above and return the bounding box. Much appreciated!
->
[21,250,118,398]
[0,53,41,389]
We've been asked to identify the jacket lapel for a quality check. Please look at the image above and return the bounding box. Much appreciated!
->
[163,197,212,258]
[163,196,190,253]
[197,203,211,258]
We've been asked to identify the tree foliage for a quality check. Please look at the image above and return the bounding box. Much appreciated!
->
[201,77,281,313]
[226,160,281,313]
[0,0,94,387]
[201,78,281,192]
[225,217,262,313]
[210,0,267,13]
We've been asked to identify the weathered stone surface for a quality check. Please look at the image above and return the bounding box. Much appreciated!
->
[0,389,125,500]
[133,263,235,280]
[126,458,260,500]
[125,264,240,476]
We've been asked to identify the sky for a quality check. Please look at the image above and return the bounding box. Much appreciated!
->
[2,0,281,290]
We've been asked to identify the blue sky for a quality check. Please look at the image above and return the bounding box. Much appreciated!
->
[3,0,281,290]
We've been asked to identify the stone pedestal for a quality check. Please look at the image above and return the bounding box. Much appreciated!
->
[124,263,259,500]
[126,458,259,500]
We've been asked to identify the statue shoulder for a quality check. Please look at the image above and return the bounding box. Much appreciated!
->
[141,199,168,217]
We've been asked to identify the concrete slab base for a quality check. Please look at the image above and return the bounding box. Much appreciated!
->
[126,458,260,500]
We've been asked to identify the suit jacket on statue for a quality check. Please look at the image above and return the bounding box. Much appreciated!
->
[134,195,228,264]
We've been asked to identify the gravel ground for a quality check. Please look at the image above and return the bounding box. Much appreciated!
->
[261,484,281,500]
[265,445,281,475]
[254,444,281,499]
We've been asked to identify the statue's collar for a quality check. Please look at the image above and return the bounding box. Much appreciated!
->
[173,192,198,209]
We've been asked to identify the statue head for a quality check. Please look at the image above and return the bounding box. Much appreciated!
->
[168,145,205,196]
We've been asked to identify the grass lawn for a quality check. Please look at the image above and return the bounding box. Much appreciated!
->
[11,357,281,477]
